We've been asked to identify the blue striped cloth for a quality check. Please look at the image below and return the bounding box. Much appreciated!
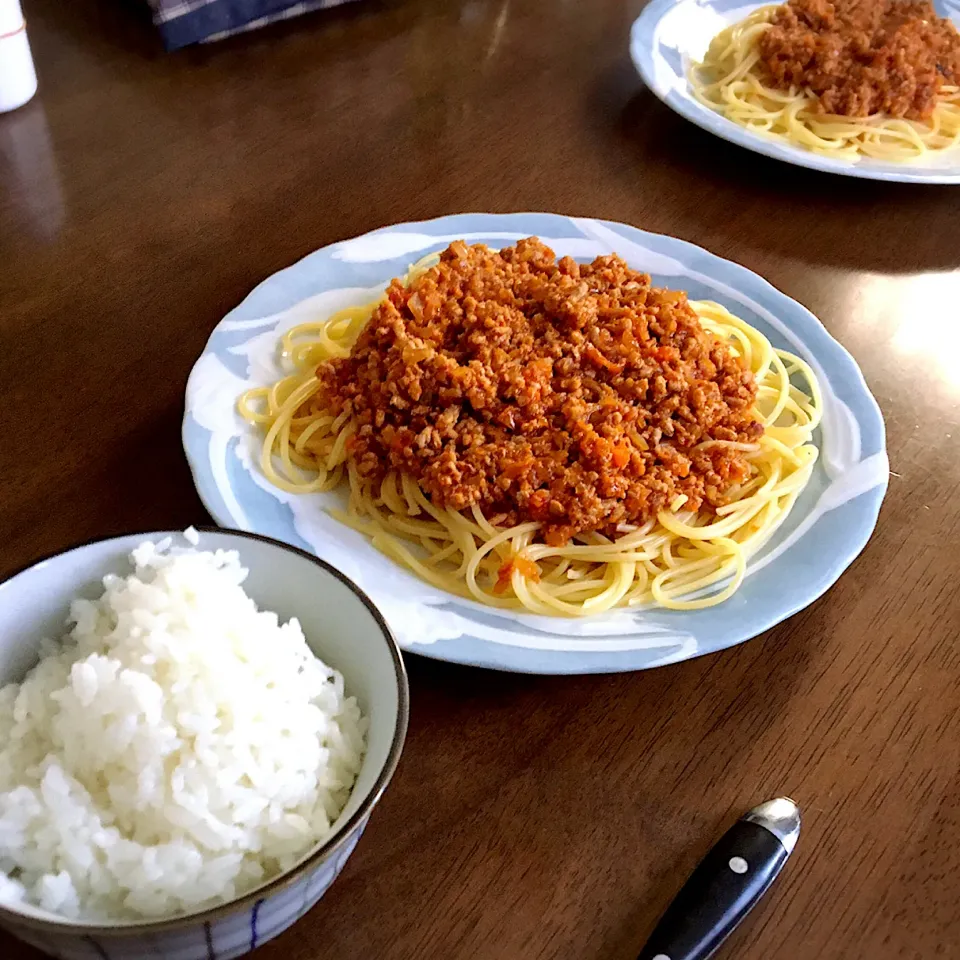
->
[148,0,359,49]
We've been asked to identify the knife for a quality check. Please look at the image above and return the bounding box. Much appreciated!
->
[637,797,801,960]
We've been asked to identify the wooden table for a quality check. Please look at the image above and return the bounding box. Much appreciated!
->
[2,0,958,957]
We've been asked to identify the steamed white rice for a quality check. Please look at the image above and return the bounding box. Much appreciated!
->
[0,533,366,921]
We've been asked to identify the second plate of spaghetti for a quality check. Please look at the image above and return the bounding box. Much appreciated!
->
[184,213,887,673]
[631,0,960,182]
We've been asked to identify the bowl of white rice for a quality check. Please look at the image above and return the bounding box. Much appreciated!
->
[0,528,408,960]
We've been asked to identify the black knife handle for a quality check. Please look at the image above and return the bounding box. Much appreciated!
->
[637,819,789,960]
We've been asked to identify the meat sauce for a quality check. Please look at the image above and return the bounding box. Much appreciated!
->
[319,239,762,546]
[759,0,960,119]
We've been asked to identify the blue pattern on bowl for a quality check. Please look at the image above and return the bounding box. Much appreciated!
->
[1,827,362,960]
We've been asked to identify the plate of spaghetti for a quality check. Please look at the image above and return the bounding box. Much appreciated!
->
[630,0,960,182]
[183,214,887,673]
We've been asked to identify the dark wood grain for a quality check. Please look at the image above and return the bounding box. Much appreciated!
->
[2,0,959,957]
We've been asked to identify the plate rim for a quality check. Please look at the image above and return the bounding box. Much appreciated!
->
[629,0,960,185]
[182,211,888,674]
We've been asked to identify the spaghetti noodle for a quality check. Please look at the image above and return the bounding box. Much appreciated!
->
[238,242,821,615]
[691,0,960,163]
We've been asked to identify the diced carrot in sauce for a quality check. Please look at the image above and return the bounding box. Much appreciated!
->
[593,437,612,460]
[526,358,553,380]
[654,346,679,363]
[584,344,625,374]
[493,565,512,595]
[612,444,631,468]
[515,555,540,582]
[527,490,550,512]
[503,459,533,480]
[493,555,541,594]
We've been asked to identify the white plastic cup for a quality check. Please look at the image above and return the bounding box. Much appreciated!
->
[0,0,38,113]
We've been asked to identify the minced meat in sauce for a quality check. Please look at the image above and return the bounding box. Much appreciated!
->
[758,0,960,120]
[317,239,762,547]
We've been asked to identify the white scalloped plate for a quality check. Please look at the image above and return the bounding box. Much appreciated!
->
[183,214,888,674]
[630,0,960,183]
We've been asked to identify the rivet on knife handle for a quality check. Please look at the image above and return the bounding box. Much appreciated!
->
[637,798,801,960]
